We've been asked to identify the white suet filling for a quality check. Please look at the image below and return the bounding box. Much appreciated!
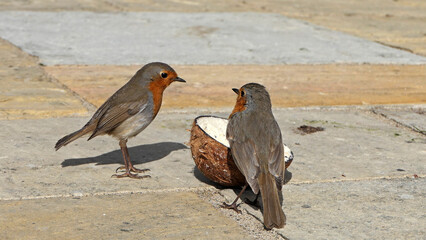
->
[196,116,294,164]
[196,116,230,148]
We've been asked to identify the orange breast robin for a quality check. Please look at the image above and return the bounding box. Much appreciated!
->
[55,62,186,179]
[223,83,286,229]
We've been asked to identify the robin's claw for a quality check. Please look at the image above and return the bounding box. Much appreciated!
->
[111,172,151,179]
[130,167,150,173]
[221,202,242,214]
[115,166,150,173]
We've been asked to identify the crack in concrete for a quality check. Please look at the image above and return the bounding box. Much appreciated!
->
[374,40,414,54]
[370,108,426,136]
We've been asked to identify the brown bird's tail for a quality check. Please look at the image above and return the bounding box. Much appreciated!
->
[55,126,92,151]
[258,172,286,229]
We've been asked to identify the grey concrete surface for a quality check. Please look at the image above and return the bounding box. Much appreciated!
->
[1,106,424,200]
[372,105,426,135]
[219,177,425,240]
[0,11,425,65]
[0,114,204,200]
[1,106,425,239]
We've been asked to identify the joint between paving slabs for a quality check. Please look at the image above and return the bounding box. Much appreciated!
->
[1,175,422,201]
[370,108,426,136]
[287,174,424,186]
[45,70,97,113]
[0,186,218,201]
[100,0,127,11]
[374,40,415,54]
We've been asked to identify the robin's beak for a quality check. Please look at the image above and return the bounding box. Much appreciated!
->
[232,88,239,94]
[173,77,186,83]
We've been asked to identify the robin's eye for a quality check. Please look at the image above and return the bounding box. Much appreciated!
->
[240,91,245,97]
[161,72,168,78]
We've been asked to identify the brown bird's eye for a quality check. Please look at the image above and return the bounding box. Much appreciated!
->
[240,90,245,97]
[161,72,168,78]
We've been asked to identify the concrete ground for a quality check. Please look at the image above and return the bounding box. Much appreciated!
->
[0,1,425,239]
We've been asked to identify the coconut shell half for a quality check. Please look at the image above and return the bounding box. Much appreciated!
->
[190,115,294,187]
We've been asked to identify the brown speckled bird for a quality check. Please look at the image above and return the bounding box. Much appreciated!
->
[223,83,286,229]
[55,62,185,179]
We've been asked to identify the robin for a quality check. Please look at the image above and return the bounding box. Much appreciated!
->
[223,83,286,229]
[55,62,186,179]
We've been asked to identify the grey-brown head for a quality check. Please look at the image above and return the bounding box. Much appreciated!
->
[230,83,272,116]
[131,62,186,87]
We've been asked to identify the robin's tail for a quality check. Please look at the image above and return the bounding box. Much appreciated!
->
[55,126,92,151]
[258,172,286,229]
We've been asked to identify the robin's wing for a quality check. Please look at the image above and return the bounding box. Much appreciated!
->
[87,85,150,140]
[227,116,260,193]
[88,101,148,140]
[268,121,285,190]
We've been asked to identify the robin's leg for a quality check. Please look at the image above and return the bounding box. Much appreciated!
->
[221,183,248,214]
[115,140,150,174]
[112,140,150,179]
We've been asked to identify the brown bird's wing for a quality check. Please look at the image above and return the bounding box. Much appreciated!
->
[227,112,285,193]
[88,101,148,140]
[268,121,285,190]
[227,115,260,193]
[87,84,150,140]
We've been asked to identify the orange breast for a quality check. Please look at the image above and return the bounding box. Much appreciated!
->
[229,96,247,118]
[148,79,169,117]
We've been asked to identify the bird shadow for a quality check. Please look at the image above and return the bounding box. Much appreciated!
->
[61,142,187,167]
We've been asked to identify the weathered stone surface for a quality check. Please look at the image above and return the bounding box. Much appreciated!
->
[219,177,425,240]
[0,12,424,65]
[0,38,88,120]
[0,2,424,239]
[1,107,424,200]
[1,0,424,56]
[372,105,426,135]
[0,192,250,240]
[45,64,426,109]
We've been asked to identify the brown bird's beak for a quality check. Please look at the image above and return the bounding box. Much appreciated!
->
[232,88,239,94]
[173,77,186,83]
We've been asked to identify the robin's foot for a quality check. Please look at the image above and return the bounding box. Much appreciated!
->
[221,202,242,214]
[111,172,151,179]
[115,166,150,173]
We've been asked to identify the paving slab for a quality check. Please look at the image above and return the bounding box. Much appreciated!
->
[0,0,116,12]
[45,64,426,109]
[0,0,425,57]
[0,191,251,240]
[1,106,424,200]
[218,177,425,240]
[0,12,425,65]
[272,0,426,57]
[372,105,426,135]
[0,38,89,120]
